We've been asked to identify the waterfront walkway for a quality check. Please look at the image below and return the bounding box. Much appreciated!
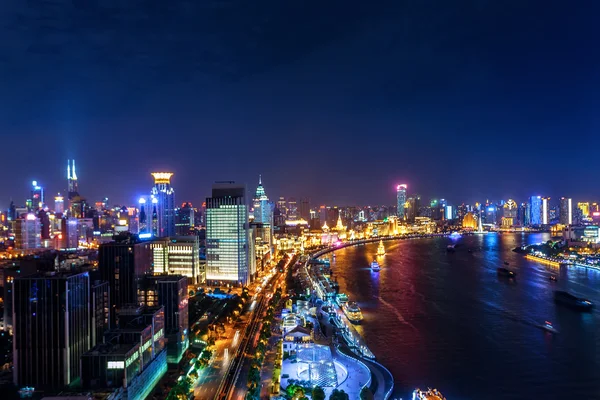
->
[319,308,395,399]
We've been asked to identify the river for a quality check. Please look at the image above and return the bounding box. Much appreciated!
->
[328,233,600,399]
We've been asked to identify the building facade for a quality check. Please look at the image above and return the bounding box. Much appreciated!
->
[205,182,255,285]
[150,173,175,237]
[14,214,41,249]
[13,271,91,389]
[149,236,203,284]
[396,184,407,220]
[98,234,152,325]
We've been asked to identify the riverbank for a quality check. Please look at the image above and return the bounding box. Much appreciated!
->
[303,251,396,399]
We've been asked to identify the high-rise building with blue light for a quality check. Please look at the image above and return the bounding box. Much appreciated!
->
[205,182,255,285]
[529,196,542,226]
[67,159,79,200]
[253,176,273,247]
[150,173,175,237]
[396,184,407,219]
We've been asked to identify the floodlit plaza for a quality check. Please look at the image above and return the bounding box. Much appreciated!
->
[280,344,370,398]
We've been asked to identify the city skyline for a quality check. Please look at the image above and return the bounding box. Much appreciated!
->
[1,2,599,208]
[2,161,600,211]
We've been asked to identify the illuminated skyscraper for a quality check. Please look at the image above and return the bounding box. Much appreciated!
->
[175,202,195,235]
[396,184,407,219]
[67,159,79,200]
[578,202,590,218]
[542,197,550,225]
[205,182,254,285]
[560,197,573,225]
[54,194,64,214]
[528,196,542,226]
[30,181,44,210]
[138,197,148,234]
[14,214,41,249]
[150,173,175,237]
[253,176,273,247]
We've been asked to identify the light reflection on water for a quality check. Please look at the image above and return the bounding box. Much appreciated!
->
[330,233,600,399]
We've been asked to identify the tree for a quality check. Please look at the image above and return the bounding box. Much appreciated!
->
[329,389,349,400]
[360,387,374,400]
[312,385,326,400]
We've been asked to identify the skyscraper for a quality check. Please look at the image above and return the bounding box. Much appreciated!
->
[14,214,41,249]
[30,181,44,210]
[175,202,195,235]
[578,202,590,218]
[396,184,407,219]
[150,173,175,237]
[98,234,152,325]
[54,194,64,214]
[529,196,542,226]
[542,197,550,225]
[205,182,254,285]
[253,176,273,247]
[560,197,573,225]
[13,271,91,389]
[67,159,79,200]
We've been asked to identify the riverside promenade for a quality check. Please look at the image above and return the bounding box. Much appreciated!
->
[318,306,395,399]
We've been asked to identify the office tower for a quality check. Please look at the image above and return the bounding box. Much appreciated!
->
[61,217,79,249]
[578,202,590,218]
[139,197,148,234]
[140,275,188,363]
[14,214,41,249]
[30,181,44,210]
[253,176,273,247]
[445,205,453,220]
[300,198,310,222]
[396,184,407,219]
[8,200,16,221]
[13,271,91,389]
[287,197,298,220]
[276,197,287,218]
[150,236,203,284]
[175,202,195,235]
[67,159,79,200]
[99,234,152,324]
[205,182,254,285]
[91,281,110,347]
[560,197,573,225]
[529,196,542,226]
[150,173,175,237]
[542,197,550,225]
[38,209,50,240]
[54,194,64,214]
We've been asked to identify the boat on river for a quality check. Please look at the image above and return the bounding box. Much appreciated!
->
[413,388,446,400]
[370,259,381,272]
[342,301,363,324]
[554,291,594,311]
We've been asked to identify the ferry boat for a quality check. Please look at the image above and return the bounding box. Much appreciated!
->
[554,291,594,311]
[413,388,446,400]
[342,301,364,324]
[376,240,386,256]
[497,267,516,278]
[336,293,349,307]
[446,244,455,252]
[370,259,381,272]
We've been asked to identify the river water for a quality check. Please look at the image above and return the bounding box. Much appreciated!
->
[328,233,600,399]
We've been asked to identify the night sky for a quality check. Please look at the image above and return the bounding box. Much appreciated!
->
[1,1,599,209]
